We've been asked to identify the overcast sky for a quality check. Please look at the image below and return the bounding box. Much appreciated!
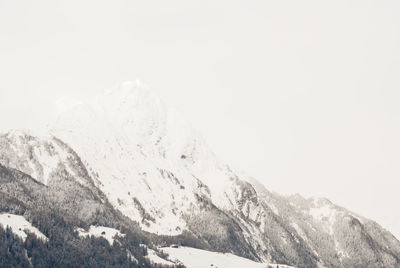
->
[1,0,399,239]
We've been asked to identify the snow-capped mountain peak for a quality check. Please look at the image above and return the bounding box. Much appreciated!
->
[49,81,234,235]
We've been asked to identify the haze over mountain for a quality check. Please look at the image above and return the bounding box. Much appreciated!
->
[2,0,400,243]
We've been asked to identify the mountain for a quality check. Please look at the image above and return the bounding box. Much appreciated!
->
[0,81,399,267]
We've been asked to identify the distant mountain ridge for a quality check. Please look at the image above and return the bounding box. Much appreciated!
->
[0,81,399,267]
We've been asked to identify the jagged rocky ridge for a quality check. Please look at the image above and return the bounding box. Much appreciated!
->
[0,81,399,267]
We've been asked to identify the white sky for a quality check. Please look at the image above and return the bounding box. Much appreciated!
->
[1,0,399,239]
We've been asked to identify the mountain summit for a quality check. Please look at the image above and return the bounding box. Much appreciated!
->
[51,81,225,235]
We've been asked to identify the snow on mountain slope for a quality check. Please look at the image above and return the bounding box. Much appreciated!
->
[160,247,294,268]
[50,81,237,235]
[0,130,95,188]
[0,131,126,225]
[76,226,125,244]
[146,248,176,266]
[249,179,400,267]
[0,213,47,241]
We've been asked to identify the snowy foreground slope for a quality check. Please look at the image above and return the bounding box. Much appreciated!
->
[159,247,294,268]
[0,81,399,267]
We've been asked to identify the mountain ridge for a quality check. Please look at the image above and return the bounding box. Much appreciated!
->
[0,81,399,267]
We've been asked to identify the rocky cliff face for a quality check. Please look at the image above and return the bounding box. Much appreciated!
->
[0,81,399,267]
